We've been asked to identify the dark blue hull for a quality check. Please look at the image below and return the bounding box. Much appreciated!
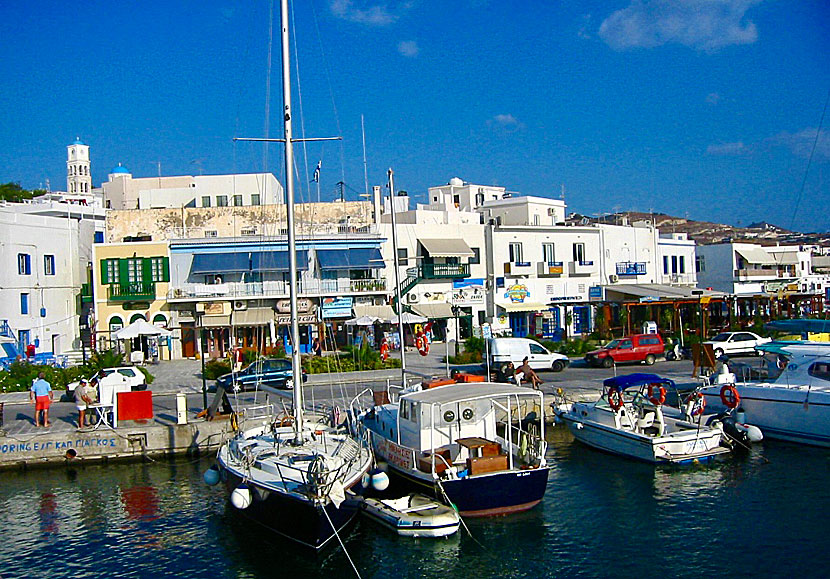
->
[388,465,549,517]
[223,470,359,550]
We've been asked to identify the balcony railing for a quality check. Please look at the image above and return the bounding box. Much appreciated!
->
[504,261,533,275]
[734,268,786,279]
[616,262,647,275]
[108,282,156,301]
[168,277,387,300]
[569,260,596,275]
[407,263,470,279]
[537,261,564,276]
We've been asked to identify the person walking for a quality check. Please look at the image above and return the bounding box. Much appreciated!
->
[74,378,94,429]
[30,372,54,427]
[312,337,322,356]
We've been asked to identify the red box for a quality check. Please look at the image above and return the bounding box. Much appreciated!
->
[117,391,154,421]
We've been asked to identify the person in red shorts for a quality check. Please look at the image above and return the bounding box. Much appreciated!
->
[29,372,54,427]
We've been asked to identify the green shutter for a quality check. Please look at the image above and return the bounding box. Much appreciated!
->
[118,259,130,287]
[100,259,109,284]
[142,258,153,284]
[162,257,170,282]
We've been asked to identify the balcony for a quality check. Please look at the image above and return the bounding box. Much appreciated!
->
[107,282,156,302]
[536,261,564,277]
[734,268,785,280]
[407,263,470,280]
[81,283,93,303]
[616,262,647,276]
[168,278,387,301]
[569,260,597,275]
[503,261,533,276]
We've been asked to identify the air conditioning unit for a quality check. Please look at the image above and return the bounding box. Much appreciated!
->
[233,300,248,311]
[547,208,556,216]
[609,274,619,283]
[407,293,419,303]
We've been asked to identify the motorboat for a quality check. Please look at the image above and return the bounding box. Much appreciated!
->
[355,382,550,517]
[701,341,830,447]
[557,374,732,464]
[207,0,373,550]
[358,493,460,538]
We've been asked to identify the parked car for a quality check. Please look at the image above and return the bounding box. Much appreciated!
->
[62,367,147,401]
[216,358,307,392]
[584,333,665,368]
[704,331,771,358]
[485,337,570,372]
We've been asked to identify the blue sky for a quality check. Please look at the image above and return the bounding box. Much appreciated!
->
[1,1,828,231]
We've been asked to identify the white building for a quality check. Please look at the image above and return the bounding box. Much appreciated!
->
[66,139,92,195]
[0,210,86,356]
[102,168,283,211]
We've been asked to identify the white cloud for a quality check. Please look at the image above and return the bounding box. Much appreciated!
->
[397,40,419,57]
[772,128,830,160]
[329,0,410,26]
[706,141,747,155]
[487,114,524,132]
[706,92,721,105]
[599,0,762,52]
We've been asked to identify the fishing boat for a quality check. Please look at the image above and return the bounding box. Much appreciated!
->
[207,0,373,550]
[354,382,550,517]
[700,341,830,447]
[358,493,460,537]
[557,374,732,464]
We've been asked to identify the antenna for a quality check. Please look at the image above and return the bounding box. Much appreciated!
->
[190,159,204,175]
[361,115,370,198]
[150,161,162,187]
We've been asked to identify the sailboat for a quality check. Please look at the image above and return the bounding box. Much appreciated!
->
[208,0,373,550]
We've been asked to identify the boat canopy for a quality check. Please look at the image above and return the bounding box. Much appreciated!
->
[603,373,675,392]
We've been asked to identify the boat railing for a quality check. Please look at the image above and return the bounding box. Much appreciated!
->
[504,422,547,465]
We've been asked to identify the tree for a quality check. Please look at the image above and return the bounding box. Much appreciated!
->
[0,182,46,203]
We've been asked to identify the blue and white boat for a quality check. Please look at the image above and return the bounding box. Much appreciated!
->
[356,382,549,517]
[558,374,732,464]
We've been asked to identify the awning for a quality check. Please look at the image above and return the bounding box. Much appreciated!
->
[499,302,548,313]
[602,284,727,300]
[317,248,384,270]
[251,250,308,272]
[412,303,455,319]
[769,252,798,265]
[353,304,396,321]
[200,314,231,327]
[735,247,775,265]
[419,238,474,258]
[191,253,251,274]
[233,307,275,326]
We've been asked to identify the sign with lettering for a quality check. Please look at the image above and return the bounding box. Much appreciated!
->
[0,437,118,456]
[372,436,415,470]
[276,298,313,313]
[276,314,317,325]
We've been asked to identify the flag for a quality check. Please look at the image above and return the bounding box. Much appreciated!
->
[312,160,321,183]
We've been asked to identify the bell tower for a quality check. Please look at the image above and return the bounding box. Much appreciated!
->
[67,138,92,194]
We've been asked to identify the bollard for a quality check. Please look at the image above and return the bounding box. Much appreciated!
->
[176,393,188,425]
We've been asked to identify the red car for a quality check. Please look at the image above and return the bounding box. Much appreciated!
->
[584,334,665,368]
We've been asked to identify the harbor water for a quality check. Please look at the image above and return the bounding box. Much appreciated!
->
[1,425,827,578]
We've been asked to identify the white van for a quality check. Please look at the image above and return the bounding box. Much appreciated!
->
[485,338,570,372]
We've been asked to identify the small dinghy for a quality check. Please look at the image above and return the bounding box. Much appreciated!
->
[359,494,460,538]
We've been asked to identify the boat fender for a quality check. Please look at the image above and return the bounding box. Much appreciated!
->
[361,472,371,488]
[741,423,764,443]
[519,432,529,458]
[231,484,252,509]
[648,383,666,406]
[371,468,390,491]
[736,407,746,423]
[720,385,741,409]
[203,465,220,486]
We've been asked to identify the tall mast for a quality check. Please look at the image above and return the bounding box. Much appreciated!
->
[280,0,304,441]
[387,168,407,386]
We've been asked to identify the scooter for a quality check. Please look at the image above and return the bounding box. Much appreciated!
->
[665,343,691,361]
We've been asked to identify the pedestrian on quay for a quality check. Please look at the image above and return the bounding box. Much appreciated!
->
[516,357,543,389]
[30,372,54,427]
[312,337,322,356]
[74,378,94,429]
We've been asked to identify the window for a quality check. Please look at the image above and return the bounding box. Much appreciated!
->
[44,255,55,276]
[469,247,481,265]
[233,194,243,206]
[251,193,261,206]
[217,195,228,207]
[533,214,540,226]
[201,196,211,207]
[679,256,686,274]
[509,242,523,263]
[397,247,408,266]
[127,258,143,283]
[672,255,678,274]
[475,193,484,206]
[18,253,31,275]
[20,293,29,315]
[529,343,546,355]
[102,259,118,284]
[205,230,218,238]
[573,243,585,264]
[241,228,257,236]
[543,243,556,264]
[696,255,706,273]
[150,257,168,282]
[663,256,669,275]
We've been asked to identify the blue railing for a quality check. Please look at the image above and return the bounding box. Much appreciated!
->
[616,262,646,275]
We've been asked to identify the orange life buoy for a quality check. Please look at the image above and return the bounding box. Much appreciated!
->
[647,383,666,406]
[720,384,740,409]
[685,392,706,416]
[415,333,429,356]
[607,388,624,411]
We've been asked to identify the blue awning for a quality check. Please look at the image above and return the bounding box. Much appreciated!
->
[251,250,308,272]
[603,373,675,392]
[191,253,251,274]
[317,248,384,270]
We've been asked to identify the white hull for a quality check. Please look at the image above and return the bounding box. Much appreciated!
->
[359,494,459,538]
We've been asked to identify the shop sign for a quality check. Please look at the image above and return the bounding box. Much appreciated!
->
[321,297,353,319]
[197,302,230,315]
[276,313,317,325]
[504,284,530,303]
[422,291,447,303]
[276,298,313,313]
[453,278,484,289]
[451,280,484,305]
[588,286,603,300]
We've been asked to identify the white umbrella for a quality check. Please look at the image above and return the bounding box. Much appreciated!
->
[345,315,379,326]
[389,312,427,324]
[112,319,172,340]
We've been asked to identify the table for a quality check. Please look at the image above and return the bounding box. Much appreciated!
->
[87,403,115,430]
